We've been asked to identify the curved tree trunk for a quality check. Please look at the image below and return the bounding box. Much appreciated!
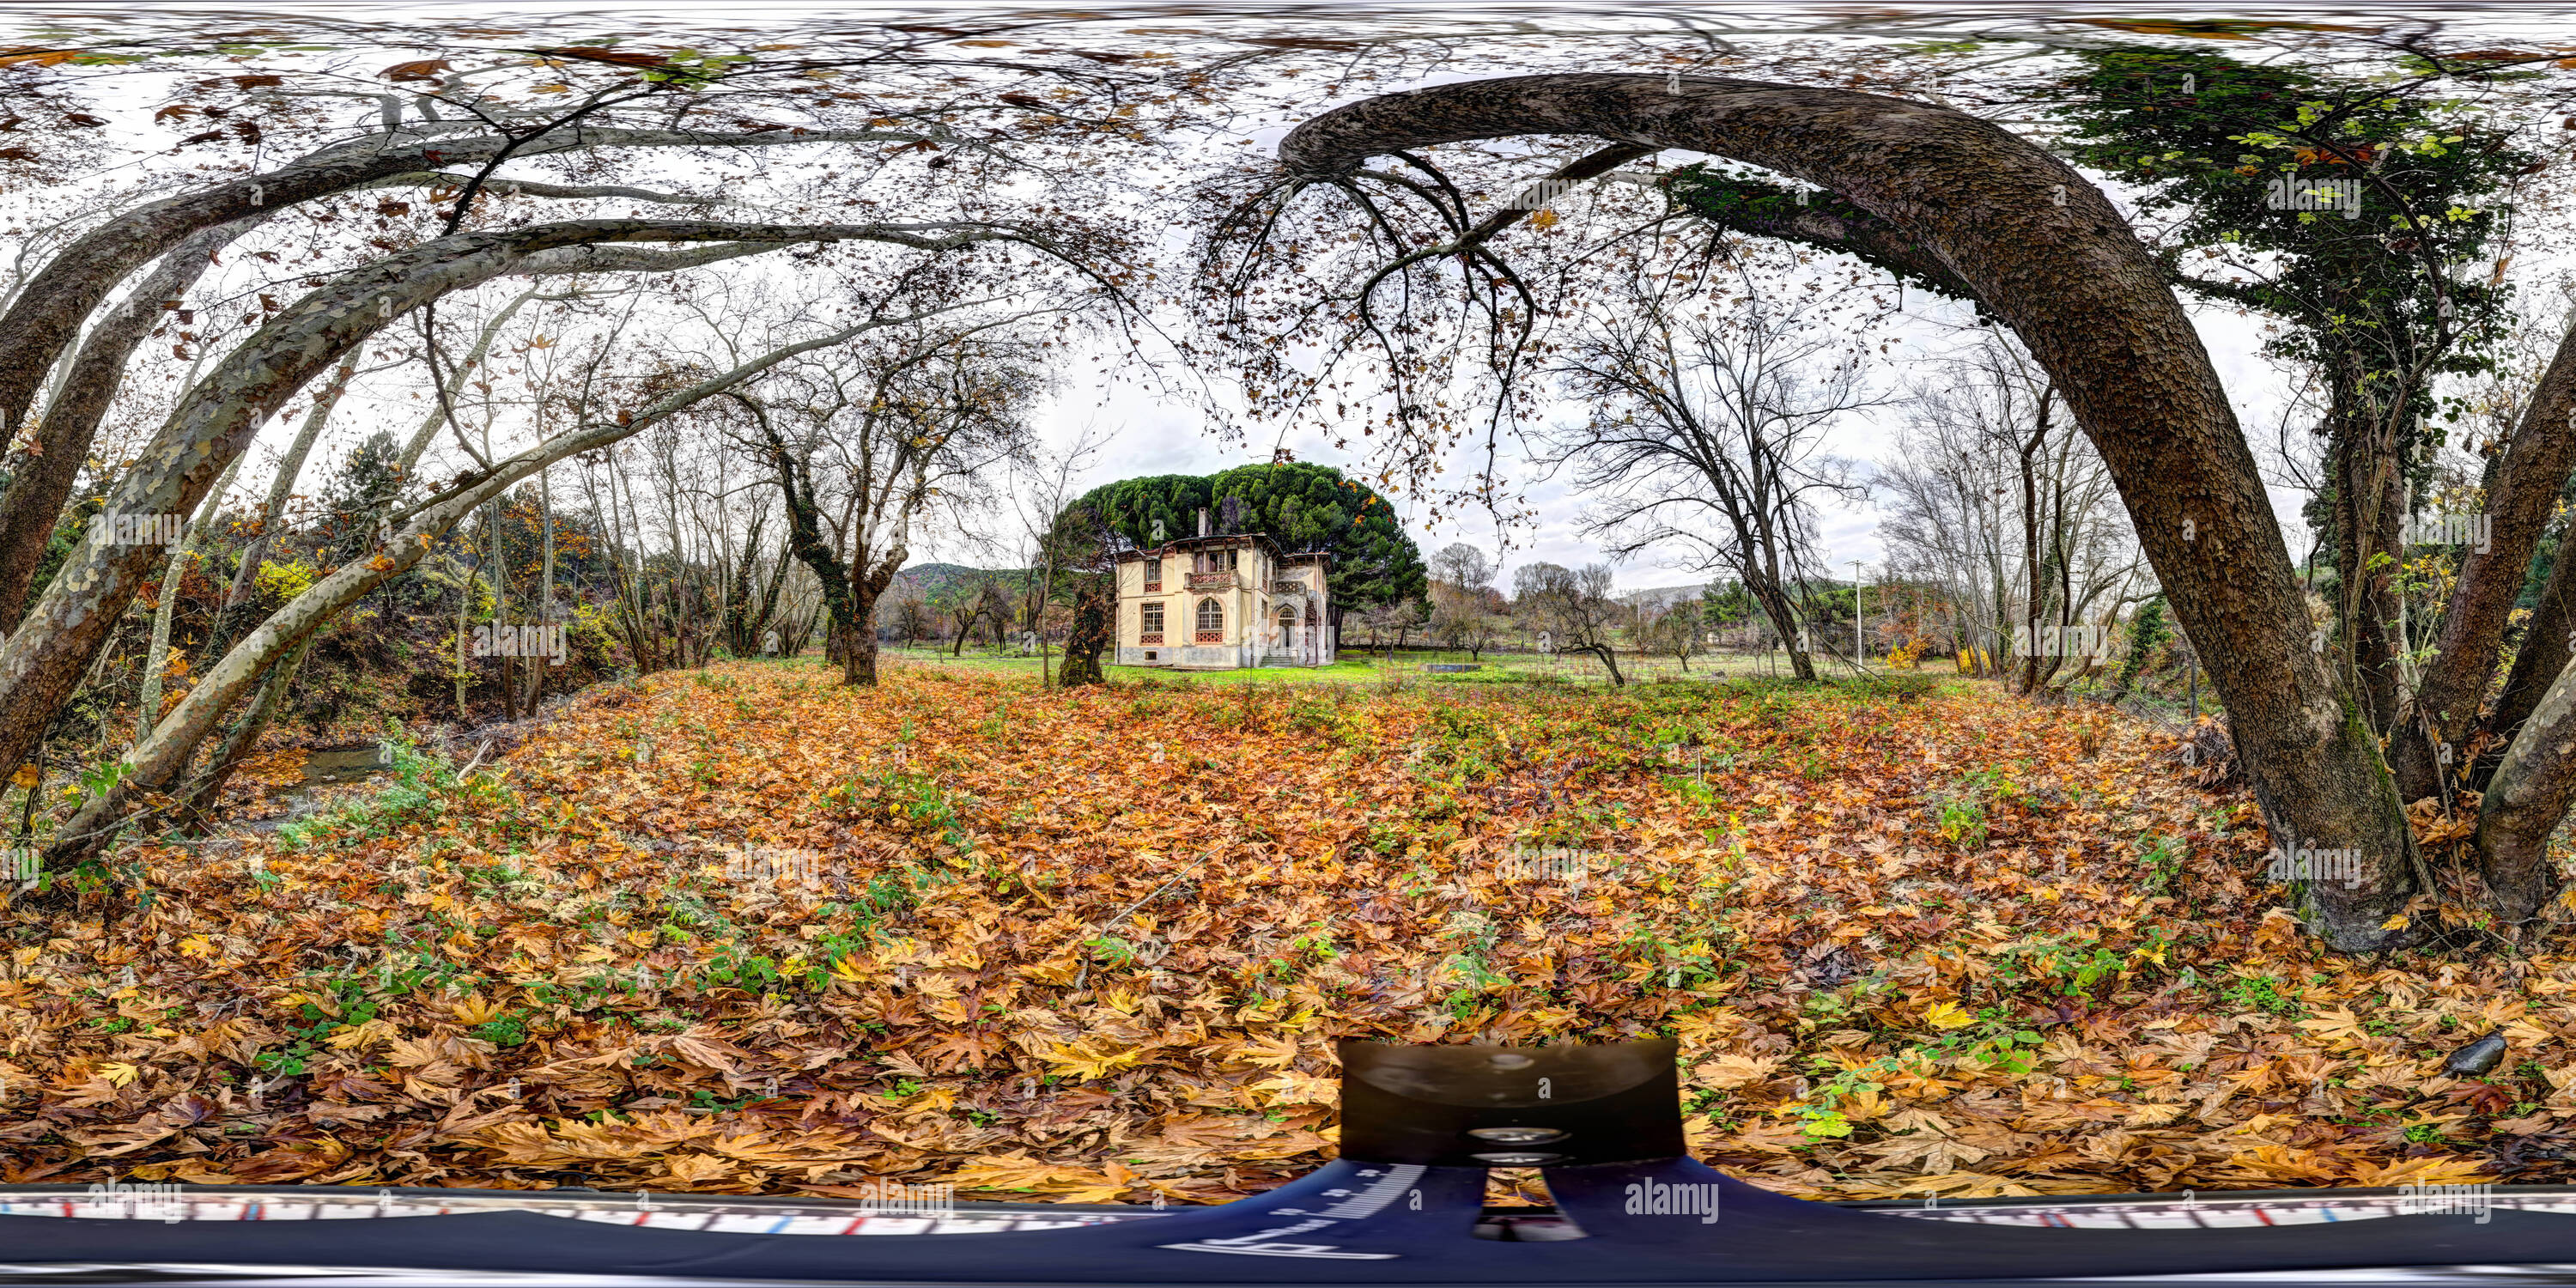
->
[1586,642,1627,688]
[2403,320,2576,799]
[0,218,260,631]
[2476,659,2576,925]
[1279,72,2419,947]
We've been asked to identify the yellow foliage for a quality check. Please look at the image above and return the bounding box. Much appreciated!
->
[254,559,317,603]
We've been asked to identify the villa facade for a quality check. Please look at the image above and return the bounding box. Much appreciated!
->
[1114,513,1333,670]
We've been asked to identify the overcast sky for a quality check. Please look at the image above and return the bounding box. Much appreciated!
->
[42,3,2557,597]
[927,172,2336,597]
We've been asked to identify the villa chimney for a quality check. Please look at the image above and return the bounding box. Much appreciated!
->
[1197,507,1210,538]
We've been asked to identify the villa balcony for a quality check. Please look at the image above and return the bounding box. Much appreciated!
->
[1183,571,1236,592]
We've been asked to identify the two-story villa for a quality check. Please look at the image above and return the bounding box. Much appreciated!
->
[1115,510,1333,669]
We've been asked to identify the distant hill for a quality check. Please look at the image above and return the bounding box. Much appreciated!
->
[1614,583,1710,611]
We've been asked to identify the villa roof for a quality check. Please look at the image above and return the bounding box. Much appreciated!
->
[1115,532,1329,563]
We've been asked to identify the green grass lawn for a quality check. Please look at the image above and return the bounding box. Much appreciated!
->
[856,643,1908,688]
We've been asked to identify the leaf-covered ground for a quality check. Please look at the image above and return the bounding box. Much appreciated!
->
[0,660,2559,1201]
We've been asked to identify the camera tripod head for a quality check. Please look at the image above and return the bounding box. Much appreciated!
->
[1333,1037,1686,1169]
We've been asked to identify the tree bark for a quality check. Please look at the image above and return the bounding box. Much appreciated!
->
[2332,407,2408,738]
[0,218,258,631]
[1280,72,2420,947]
[2476,657,2576,925]
[0,123,921,448]
[843,577,887,687]
[2396,319,2576,800]
[1747,580,1814,682]
[1060,575,1112,687]
[1585,642,1627,688]
[2482,547,2576,791]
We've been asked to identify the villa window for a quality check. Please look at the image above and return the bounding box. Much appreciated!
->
[1140,602,1163,643]
[1144,557,1161,592]
[1195,597,1224,642]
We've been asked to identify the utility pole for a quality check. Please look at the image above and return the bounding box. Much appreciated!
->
[1849,560,1866,670]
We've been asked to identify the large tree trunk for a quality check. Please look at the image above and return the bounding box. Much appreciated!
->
[2399,321,2576,800]
[0,219,263,632]
[1279,72,2421,947]
[2476,659,2576,926]
[842,583,884,687]
[1059,575,1112,687]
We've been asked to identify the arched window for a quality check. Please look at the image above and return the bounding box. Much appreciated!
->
[1195,598,1224,641]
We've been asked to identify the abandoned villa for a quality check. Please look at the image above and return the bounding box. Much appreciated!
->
[1114,510,1334,670]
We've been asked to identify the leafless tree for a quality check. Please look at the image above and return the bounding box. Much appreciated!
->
[1540,256,1880,682]
[737,320,1049,687]
[1428,543,1504,661]
[1878,333,2143,692]
[1515,562,1628,686]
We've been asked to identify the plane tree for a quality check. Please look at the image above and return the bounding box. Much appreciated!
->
[0,33,1162,876]
[728,321,1054,688]
[1217,67,2576,948]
